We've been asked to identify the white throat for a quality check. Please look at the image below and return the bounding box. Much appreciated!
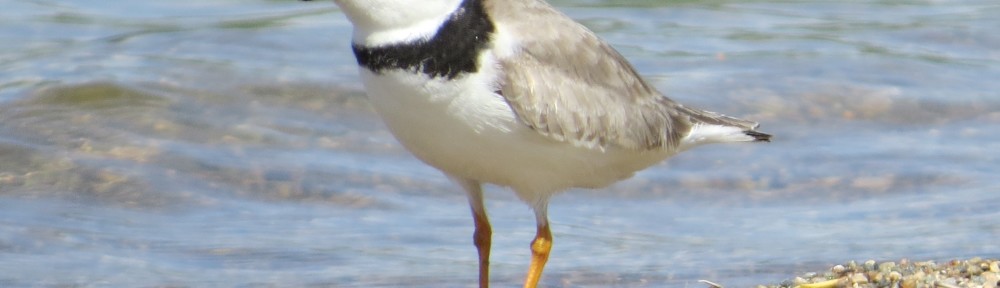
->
[334,0,464,47]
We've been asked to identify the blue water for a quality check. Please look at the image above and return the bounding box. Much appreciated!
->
[1,0,998,287]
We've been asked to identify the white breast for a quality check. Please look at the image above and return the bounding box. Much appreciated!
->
[358,50,675,203]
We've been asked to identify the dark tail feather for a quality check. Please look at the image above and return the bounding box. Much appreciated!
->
[744,130,772,142]
[676,104,772,143]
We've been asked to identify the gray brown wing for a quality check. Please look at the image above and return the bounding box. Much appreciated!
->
[489,0,758,150]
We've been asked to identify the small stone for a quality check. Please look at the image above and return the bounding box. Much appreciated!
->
[901,277,917,288]
[879,262,896,272]
[869,271,884,283]
[982,272,998,288]
[849,272,869,284]
[864,260,877,270]
[832,265,846,274]
[888,271,902,282]
[968,264,983,275]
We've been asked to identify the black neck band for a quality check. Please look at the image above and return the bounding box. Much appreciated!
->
[352,0,495,79]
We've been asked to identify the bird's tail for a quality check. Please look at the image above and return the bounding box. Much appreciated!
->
[676,106,771,149]
[743,130,772,142]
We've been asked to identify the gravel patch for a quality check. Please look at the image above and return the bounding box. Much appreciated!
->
[754,258,999,288]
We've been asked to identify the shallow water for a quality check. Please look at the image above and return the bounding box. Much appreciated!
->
[1,0,998,287]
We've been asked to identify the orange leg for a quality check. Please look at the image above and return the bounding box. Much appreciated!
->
[523,223,552,288]
[471,204,492,288]
[524,206,552,288]
[458,178,491,288]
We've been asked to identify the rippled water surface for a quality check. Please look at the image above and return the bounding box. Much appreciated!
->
[2,0,998,287]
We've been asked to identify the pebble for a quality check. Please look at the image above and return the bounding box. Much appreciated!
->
[756,258,1000,288]
[832,265,846,274]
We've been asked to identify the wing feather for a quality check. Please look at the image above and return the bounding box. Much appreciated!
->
[487,0,759,150]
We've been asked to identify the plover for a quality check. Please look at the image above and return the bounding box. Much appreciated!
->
[328,0,771,287]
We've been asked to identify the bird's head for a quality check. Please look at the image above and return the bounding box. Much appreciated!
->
[329,0,464,44]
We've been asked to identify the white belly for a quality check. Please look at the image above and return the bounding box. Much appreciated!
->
[359,68,673,203]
